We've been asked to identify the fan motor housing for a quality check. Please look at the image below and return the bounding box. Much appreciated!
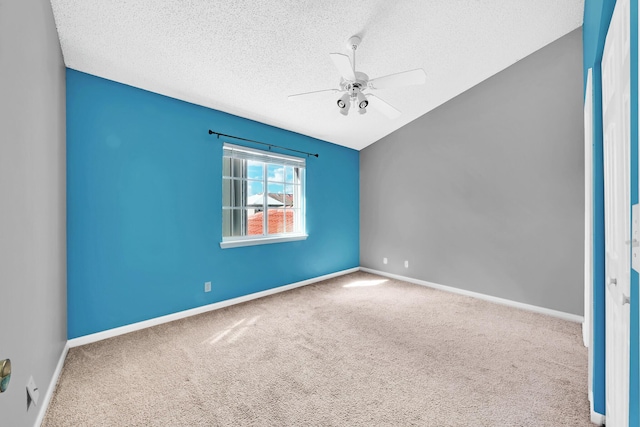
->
[341,72,369,95]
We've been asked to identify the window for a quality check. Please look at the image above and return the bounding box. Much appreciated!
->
[221,143,306,248]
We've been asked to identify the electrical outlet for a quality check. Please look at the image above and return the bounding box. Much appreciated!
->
[404,260,409,268]
[204,282,212,292]
[383,257,388,264]
[26,376,39,410]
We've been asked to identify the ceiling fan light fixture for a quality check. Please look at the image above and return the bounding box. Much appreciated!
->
[356,91,368,109]
[337,93,350,113]
[358,107,367,115]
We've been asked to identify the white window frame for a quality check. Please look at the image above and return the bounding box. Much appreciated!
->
[220,143,307,249]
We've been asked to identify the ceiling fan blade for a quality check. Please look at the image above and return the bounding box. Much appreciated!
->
[288,88,340,100]
[368,68,427,90]
[367,94,401,119]
[329,53,356,81]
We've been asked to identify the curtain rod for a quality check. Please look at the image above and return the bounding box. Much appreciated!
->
[208,130,319,158]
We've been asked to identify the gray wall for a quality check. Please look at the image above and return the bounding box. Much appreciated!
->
[0,0,67,424]
[360,28,584,315]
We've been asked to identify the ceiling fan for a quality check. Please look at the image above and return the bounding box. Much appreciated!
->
[288,35,427,119]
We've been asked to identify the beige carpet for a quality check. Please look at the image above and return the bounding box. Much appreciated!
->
[43,272,591,426]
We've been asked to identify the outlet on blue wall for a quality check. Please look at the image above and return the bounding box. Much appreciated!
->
[66,69,360,339]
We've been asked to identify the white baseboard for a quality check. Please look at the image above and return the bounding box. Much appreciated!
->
[68,267,359,348]
[582,320,589,347]
[590,411,605,425]
[34,342,69,427]
[589,391,605,425]
[360,267,584,323]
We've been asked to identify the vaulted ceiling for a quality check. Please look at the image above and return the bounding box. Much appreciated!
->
[50,0,584,150]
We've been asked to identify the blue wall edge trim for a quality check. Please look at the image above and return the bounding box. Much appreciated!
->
[629,0,639,424]
[584,0,618,416]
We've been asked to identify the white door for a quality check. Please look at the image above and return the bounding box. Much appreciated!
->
[602,0,631,425]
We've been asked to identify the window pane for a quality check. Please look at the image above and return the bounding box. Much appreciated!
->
[222,178,232,207]
[222,157,231,177]
[223,178,247,208]
[285,166,295,183]
[267,164,285,183]
[222,209,246,237]
[288,208,301,233]
[225,158,244,179]
[247,161,264,180]
[247,209,264,236]
[246,181,264,207]
[267,208,286,234]
[268,182,284,195]
[222,209,231,237]
[285,185,294,207]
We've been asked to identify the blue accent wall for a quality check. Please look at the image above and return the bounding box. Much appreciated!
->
[584,0,616,416]
[584,1,617,92]
[66,69,360,339]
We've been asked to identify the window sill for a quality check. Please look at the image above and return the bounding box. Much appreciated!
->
[220,234,308,249]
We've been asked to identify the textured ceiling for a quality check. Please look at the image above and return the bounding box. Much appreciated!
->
[50,0,584,151]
